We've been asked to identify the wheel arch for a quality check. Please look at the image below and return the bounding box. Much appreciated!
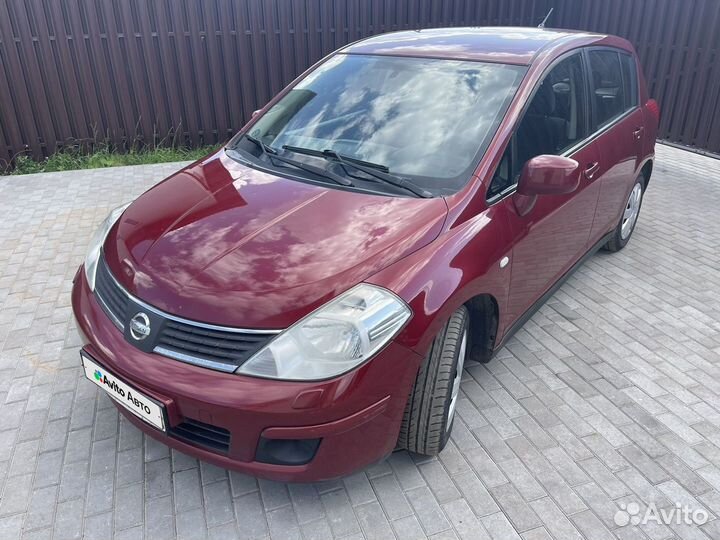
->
[366,207,512,361]
[640,158,653,187]
[464,293,500,363]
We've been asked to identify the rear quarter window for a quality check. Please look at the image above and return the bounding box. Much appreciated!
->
[620,53,639,109]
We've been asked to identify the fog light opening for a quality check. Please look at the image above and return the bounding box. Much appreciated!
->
[255,437,321,466]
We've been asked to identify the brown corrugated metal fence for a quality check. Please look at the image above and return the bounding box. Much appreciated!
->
[1,0,719,163]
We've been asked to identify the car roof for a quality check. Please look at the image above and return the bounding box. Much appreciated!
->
[341,27,609,65]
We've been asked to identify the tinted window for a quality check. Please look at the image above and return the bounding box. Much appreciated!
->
[620,53,639,108]
[246,54,525,195]
[515,54,588,173]
[589,50,626,127]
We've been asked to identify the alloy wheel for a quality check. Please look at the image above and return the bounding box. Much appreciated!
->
[621,183,643,240]
[446,327,468,431]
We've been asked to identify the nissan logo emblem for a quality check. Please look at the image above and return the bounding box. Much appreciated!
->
[129,312,151,341]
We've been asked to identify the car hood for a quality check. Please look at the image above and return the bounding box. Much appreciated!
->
[104,150,448,328]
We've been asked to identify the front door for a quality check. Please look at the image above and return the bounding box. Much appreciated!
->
[489,51,602,326]
[503,143,601,325]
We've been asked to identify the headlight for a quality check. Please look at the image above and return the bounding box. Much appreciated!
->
[237,284,411,381]
[84,203,130,291]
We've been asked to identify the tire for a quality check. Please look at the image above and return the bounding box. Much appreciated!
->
[397,306,469,455]
[604,175,646,252]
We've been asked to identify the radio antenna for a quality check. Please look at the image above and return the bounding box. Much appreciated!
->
[538,7,554,29]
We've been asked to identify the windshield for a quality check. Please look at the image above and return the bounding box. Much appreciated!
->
[241,54,525,195]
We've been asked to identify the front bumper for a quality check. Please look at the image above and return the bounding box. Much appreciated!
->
[71,267,422,482]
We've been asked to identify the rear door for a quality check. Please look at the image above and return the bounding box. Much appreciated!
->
[586,48,645,243]
[488,51,602,326]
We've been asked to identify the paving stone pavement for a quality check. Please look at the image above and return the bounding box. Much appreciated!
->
[1,143,719,540]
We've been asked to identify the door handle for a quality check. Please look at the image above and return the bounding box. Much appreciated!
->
[584,161,600,180]
[633,126,644,140]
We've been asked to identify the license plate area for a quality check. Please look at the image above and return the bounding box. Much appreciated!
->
[81,351,166,431]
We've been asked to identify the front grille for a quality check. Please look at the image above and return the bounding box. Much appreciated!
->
[157,320,272,368]
[95,256,128,330]
[168,418,231,453]
[93,254,279,372]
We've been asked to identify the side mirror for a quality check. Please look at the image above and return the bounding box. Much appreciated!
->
[514,155,580,216]
[517,155,580,196]
[252,109,261,118]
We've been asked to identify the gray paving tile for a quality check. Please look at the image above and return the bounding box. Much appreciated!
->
[175,507,208,540]
[418,460,461,503]
[114,482,143,531]
[442,499,490,540]
[405,485,451,535]
[83,512,113,540]
[0,472,33,516]
[488,483,542,532]
[288,483,325,524]
[266,504,300,539]
[452,471,499,517]
[528,497,582,540]
[86,469,115,515]
[203,480,235,527]
[392,514,427,540]
[300,518,334,540]
[321,488,362,537]
[54,497,84,540]
[371,473,413,520]
[480,511,522,540]
[144,495,175,540]
[233,492,268,540]
[355,501,396,539]
[24,485,57,531]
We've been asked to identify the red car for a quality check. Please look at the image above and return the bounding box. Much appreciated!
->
[72,27,658,481]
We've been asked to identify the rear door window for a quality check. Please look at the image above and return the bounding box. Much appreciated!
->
[588,50,626,128]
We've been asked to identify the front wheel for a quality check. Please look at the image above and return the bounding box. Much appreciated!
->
[605,175,645,252]
[397,306,469,455]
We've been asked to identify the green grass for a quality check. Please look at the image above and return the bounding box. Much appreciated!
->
[4,144,221,176]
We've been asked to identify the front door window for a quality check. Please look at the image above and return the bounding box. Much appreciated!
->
[487,53,588,200]
[516,54,589,168]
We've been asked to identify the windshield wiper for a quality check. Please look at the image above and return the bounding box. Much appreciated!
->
[242,134,353,187]
[282,145,432,198]
[323,149,433,198]
[283,145,389,171]
[243,133,276,156]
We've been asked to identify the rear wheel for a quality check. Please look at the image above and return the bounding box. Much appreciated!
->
[605,175,645,252]
[397,306,469,455]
